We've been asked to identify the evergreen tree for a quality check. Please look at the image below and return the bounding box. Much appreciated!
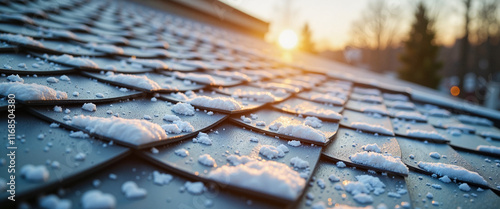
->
[300,23,315,53]
[399,3,442,89]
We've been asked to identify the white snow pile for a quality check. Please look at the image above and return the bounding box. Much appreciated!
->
[288,140,301,147]
[429,152,441,159]
[0,82,68,100]
[105,72,161,90]
[192,132,212,145]
[427,108,451,117]
[0,33,44,47]
[405,130,446,141]
[171,102,195,116]
[227,155,254,166]
[69,131,90,138]
[121,181,147,199]
[417,162,488,186]
[344,175,386,204]
[21,164,49,182]
[231,89,276,102]
[82,103,96,112]
[270,122,327,142]
[208,160,305,200]
[457,115,493,126]
[50,54,98,68]
[395,112,427,121]
[153,171,173,185]
[259,145,287,159]
[71,115,167,144]
[351,122,393,136]
[39,194,71,209]
[161,120,194,134]
[290,156,309,169]
[198,154,216,167]
[7,74,24,82]
[163,114,181,122]
[85,43,124,54]
[476,145,500,155]
[307,92,345,105]
[295,106,342,121]
[188,96,243,111]
[458,183,471,192]
[350,151,409,175]
[184,181,205,195]
[304,116,323,128]
[174,148,189,157]
[362,143,382,153]
[383,93,408,101]
[81,190,116,209]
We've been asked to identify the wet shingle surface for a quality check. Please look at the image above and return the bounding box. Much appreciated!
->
[0,0,499,208]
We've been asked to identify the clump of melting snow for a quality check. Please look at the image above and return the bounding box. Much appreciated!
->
[304,116,322,128]
[60,75,70,81]
[39,194,71,209]
[71,115,167,144]
[296,107,342,121]
[259,145,287,159]
[174,148,189,157]
[231,89,276,102]
[459,183,471,192]
[270,122,327,142]
[161,120,194,134]
[163,114,181,122]
[290,156,309,168]
[153,171,173,185]
[81,190,116,209]
[337,161,347,168]
[121,181,147,199]
[46,77,59,83]
[429,152,441,159]
[0,33,44,47]
[417,162,488,186]
[53,105,63,112]
[82,103,96,112]
[69,131,89,138]
[249,137,259,142]
[171,102,195,116]
[185,181,205,195]
[351,122,393,136]
[476,145,500,155]
[198,154,216,167]
[7,74,24,83]
[21,164,49,182]
[50,54,98,68]
[0,82,67,100]
[288,140,301,147]
[208,160,305,199]
[344,175,386,204]
[405,130,446,140]
[439,175,451,183]
[105,72,161,90]
[350,151,408,174]
[192,132,212,145]
[362,143,381,153]
[457,115,492,127]
[329,174,340,182]
[395,112,427,121]
[188,96,242,111]
[227,155,253,166]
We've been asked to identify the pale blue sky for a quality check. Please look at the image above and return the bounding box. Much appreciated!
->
[223,0,466,51]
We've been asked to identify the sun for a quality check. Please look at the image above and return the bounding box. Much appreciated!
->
[278,29,298,50]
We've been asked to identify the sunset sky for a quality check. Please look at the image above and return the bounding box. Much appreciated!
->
[224,0,469,51]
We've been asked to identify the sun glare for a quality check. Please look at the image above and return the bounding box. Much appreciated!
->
[278,29,298,50]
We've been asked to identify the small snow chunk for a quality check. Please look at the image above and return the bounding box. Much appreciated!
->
[418,162,487,186]
[81,103,97,112]
[426,192,433,199]
[121,181,147,199]
[192,132,212,145]
[429,152,441,159]
[189,96,243,111]
[174,149,189,157]
[274,123,327,142]
[477,145,500,155]
[171,102,195,116]
[59,75,70,81]
[351,122,393,136]
[184,181,205,195]
[362,143,382,153]
[249,137,259,142]
[337,161,347,168]
[353,193,374,204]
[153,171,173,185]
[288,140,301,147]
[21,164,49,182]
[329,174,340,182]
[74,152,86,161]
[227,155,253,166]
[105,72,161,90]
[54,105,63,112]
[406,130,446,140]
[259,145,285,159]
[459,183,471,192]
[81,190,116,209]
[439,175,451,183]
[7,74,23,83]
[39,194,71,209]
[241,115,252,123]
[290,156,309,169]
[150,147,159,154]
[198,154,216,167]
[49,123,60,128]
[304,116,323,128]
[69,131,89,138]
[163,114,181,122]
[350,151,409,174]
[46,77,59,83]
[0,82,68,100]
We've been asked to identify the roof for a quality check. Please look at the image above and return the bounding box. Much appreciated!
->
[1,0,500,208]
